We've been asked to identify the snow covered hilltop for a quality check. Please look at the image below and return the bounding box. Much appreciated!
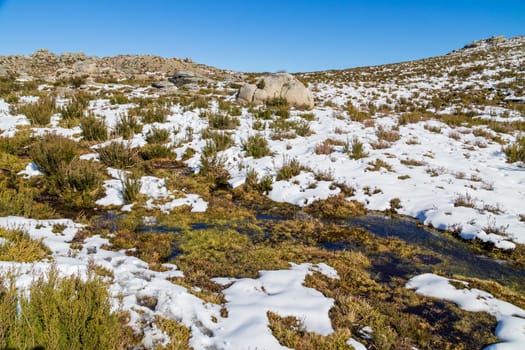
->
[0,35,524,349]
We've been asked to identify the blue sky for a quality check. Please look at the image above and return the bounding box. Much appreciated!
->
[0,1,523,72]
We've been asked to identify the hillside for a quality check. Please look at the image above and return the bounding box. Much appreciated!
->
[0,36,524,349]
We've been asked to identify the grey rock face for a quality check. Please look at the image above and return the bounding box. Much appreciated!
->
[168,70,212,87]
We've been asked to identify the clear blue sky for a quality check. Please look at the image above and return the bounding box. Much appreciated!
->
[0,1,523,72]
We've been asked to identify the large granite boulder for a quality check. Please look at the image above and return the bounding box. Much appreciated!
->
[238,73,314,109]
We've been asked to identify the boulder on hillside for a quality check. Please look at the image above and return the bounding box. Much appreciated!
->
[237,73,314,109]
[168,70,212,88]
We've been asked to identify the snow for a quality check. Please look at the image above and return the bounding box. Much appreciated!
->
[211,263,338,349]
[407,273,525,349]
[17,162,43,178]
[96,170,208,212]
[347,337,368,350]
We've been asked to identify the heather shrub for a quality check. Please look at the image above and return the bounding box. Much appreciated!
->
[29,133,78,175]
[0,268,133,350]
[145,127,171,144]
[98,141,139,168]
[113,114,142,140]
[81,114,108,141]
[16,95,57,126]
[276,157,303,180]
[503,135,525,164]
[242,134,272,158]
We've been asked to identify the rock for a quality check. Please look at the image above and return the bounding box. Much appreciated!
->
[0,65,9,78]
[151,80,175,89]
[237,73,314,109]
[238,83,257,102]
[168,70,212,87]
[60,52,87,65]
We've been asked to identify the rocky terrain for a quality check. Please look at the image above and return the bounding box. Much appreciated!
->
[0,48,228,82]
[0,35,524,349]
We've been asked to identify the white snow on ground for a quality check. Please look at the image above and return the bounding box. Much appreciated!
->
[0,215,339,349]
[347,337,368,350]
[17,162,43,178]
[96,170,208,212]
[212,263,338,349]
[0,99,30,136]
[407,273,525,350]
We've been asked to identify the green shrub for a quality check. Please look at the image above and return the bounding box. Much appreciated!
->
[0,268,132,350]
[276,157,303,180]
[60,97,85,123]
[129,105,169,124]
[54,159,103,193]
[98,141,139,168]
[244,168,273,194]
[503,135,525,164]
[120,174,141,203]
[109,93,129,105]
[145,127,170,144]
[345,136,368,160]
[199,153,230,188]
[201,129,233,152]
[0,181,55,219]
[113,114,142,140]
[29,133,78,175]
[266,97,288,108]
[256,109,273,120]
[242,134,272,158]
[81,114,108,141]
[16,95,57,126]
[206,112,240,130]
[347,103,370,122]
[293,119,312,137]
[0,227,50,262]
[0,130,33,156]
[139,144,173,160]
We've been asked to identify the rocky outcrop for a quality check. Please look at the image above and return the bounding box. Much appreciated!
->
[0,49,226,82]
[237,73,314,109]
[168,70,212,87]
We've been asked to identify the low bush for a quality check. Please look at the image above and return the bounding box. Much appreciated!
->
[98,141,139,169]
[376,126,400,143]
[54,159,103,193]
[120,173,141,204]
[16,95,57,126]
[276,157,303,181]
[145,127,171,144]
[205,112,240,130]
[60,97,85,123]
[502,135,525,164]
[345,136,368,160]
[0,268,135,349]
[0,227,50,262]
[29,133,78,175]
[81,114,108,141]
[242,134,272,158]
[244,168,273,194]
[113,114,142,140]
[199,153,230,188]
[139,144,174,160]
[201,129,233,152]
